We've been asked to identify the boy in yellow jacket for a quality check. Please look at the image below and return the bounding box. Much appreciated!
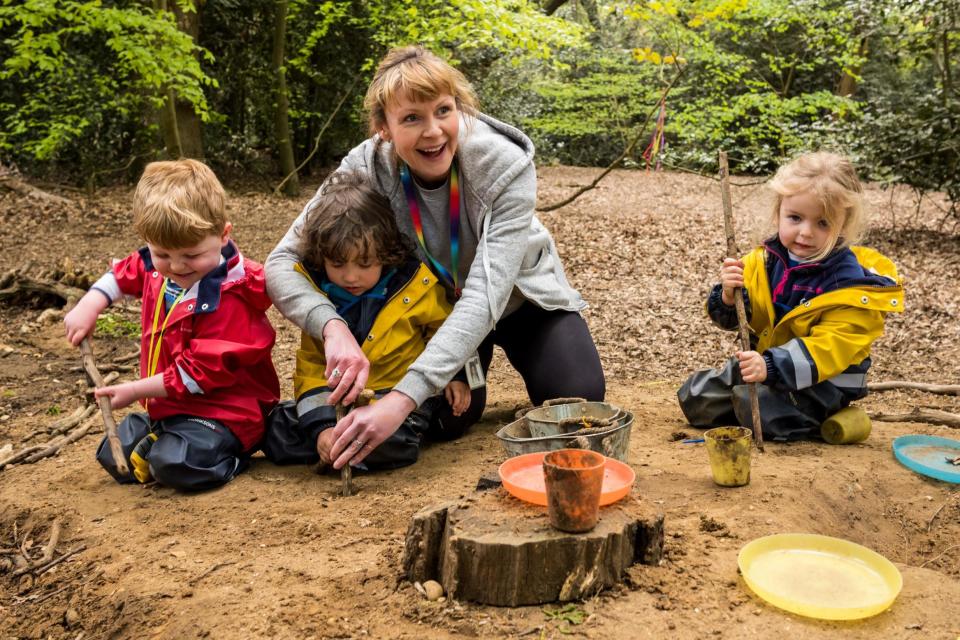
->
[263,172,471,469]
[678,153,904,441]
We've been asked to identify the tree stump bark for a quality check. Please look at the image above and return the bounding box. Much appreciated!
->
[403,489,664,606]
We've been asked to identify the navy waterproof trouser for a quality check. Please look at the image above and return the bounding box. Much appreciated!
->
[677,357,865,441]
[96,413,246,491]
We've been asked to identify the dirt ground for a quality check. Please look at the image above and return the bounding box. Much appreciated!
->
[1,167,959,639]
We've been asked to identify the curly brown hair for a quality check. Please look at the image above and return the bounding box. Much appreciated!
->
[300,172,411,270]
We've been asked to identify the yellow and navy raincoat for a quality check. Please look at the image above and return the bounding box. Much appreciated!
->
[293,259,451,402]
[707,239,904,393]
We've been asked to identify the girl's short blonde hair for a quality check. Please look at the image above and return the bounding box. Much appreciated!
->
[769,152,865,261]
[134,159,227,248]
[363,45,479,134]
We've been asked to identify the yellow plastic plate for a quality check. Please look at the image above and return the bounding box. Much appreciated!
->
[738,533,902,620]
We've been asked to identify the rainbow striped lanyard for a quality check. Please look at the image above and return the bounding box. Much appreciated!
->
[399,160,461,298]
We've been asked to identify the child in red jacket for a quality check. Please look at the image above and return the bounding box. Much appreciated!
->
[64,160,280,490]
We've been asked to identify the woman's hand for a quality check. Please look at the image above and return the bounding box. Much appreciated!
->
[736,350,767,383]
[328,391,416,469]
[322,319,370,405]
[444,381,471,417]
[720,258,745,306]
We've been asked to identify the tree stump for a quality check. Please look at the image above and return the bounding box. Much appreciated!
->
[402,489,664,606]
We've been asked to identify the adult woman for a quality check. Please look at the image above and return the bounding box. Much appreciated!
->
[265,45,604,469]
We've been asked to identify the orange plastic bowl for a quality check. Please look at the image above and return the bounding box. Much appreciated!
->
[498,451,635,506]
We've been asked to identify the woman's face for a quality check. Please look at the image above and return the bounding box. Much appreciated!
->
[379,93,459,185]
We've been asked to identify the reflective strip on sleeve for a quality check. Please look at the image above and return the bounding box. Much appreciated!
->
[783,339,813,389]
[827,372,867,389]
[297,391,332,417]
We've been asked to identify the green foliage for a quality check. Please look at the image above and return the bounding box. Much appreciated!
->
[0,0,215,168]
[95,313,140,339]
[45,404,62,416]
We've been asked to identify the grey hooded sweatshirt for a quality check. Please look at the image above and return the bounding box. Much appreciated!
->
[265,113,586,406]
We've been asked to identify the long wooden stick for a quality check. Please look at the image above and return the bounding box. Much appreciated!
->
[868,381,960,396]
[870,408,960,428]
[336,402,351,497]
[719,151,764,451]
[79,338,128,474]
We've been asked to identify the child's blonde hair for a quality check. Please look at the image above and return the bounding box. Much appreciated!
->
[768,152,865,261]
[363,45,479,135]
[133,159,227,248]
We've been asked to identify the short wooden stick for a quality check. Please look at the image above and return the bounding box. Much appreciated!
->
[79,338,128,474]
[719,151,764,452]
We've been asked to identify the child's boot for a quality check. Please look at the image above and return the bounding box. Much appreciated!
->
[820,406,871,444]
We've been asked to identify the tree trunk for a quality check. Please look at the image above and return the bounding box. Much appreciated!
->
[155,0,204,159]
[272,0,299,196]
[837,38,867,98]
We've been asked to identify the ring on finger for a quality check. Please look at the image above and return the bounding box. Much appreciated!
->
[331,367,342,379]
[352,438,365,449]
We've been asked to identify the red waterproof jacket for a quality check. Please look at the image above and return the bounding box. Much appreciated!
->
[108,242,280,450]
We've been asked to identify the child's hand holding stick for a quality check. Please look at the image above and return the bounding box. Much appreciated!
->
[79,337,129,473]
[718,151,765,452]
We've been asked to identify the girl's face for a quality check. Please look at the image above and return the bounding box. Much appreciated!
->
[777,190,836,259]
[379,93,459,185]
[324,248,383,296]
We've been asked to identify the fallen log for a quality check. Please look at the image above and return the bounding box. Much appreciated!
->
[870,408,960,429]
[868,381,960,396]
[0,172,70,205]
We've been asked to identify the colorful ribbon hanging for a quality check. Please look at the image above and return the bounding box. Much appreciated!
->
[642,94,667,171]
[399,161,462,298]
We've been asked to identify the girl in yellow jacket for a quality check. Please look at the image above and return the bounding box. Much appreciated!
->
[678,152,904,441]
[262,172,472,469]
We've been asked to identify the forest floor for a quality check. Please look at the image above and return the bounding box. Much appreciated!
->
[0,166,959,639]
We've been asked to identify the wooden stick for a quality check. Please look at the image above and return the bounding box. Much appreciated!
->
[336,402,352,497]
[869,408,960,428]
[12,519,60,576]
[868,380,960,396]
[338,389,376,497]
[719,151,764,452]
[79,338,127,474]
[22,416,99,464]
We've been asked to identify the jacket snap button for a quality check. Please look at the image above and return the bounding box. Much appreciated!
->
[403,297,410,304]
[422,277,430,285]
[201,303,209,310]
[860,296,869,304]
[152,272,159,278]
[187,304,194,311]
[367,334,374,341]
[803,301,811,307]
[890,299,898,306]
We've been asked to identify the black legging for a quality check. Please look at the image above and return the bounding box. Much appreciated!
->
[427,301,605,440]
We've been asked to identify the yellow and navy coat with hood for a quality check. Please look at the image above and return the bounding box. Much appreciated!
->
[707,239,904,393]
[293,259,451,401]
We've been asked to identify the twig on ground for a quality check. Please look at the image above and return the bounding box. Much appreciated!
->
[189,561,237,586]
[869,408,960,428]
[920,544,960,568]
[868,380,960,396]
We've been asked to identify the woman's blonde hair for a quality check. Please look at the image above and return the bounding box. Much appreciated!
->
[133,159,227,248]
[363,45,479,135]
[768,152,865,260]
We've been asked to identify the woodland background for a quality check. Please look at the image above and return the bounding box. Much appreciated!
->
[1,0,958,215]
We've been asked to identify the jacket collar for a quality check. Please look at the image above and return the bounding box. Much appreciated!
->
[139,240,244,315]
